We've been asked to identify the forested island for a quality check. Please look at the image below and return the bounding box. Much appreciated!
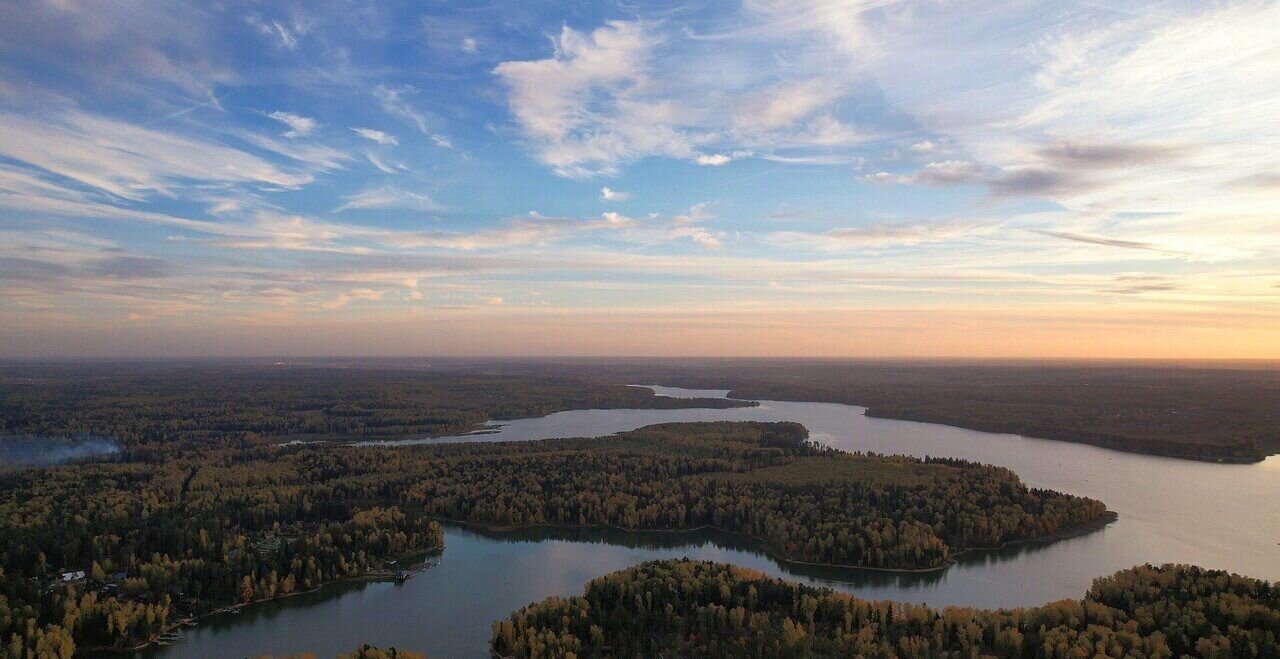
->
[493,559,1280,658]
[0,421,1107,655]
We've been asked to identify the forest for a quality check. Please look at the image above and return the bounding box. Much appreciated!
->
[0,362,747,448]
[492,559,1280,658]
[0,421,1107,656]
[462,358,1280,462]
[6,358,1275,462]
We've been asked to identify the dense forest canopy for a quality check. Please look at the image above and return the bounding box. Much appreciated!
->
[0,363,747,448]
[493,559,1280,658]
[0,422,1106,656]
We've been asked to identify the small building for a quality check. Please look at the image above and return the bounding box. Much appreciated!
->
[60,570,85,582]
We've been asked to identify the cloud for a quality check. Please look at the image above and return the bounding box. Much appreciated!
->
[352,127,399,146]
[867,161,1098,199]
[826,221,977,247]
[462,37,478,53]
[864,160,982,187]
[988,168,1093,198]
[772,220,980,251]
[593,211,635,228]
[238,132,351,171]
[334,185,439,212]
[320,288,385,309]
[599,186,630,202]
[88,256,168,279]
[0,0,233,93]
[741,0,886,57]
[695,154,732,166]
[494,21,697,177]
[493,15,889,177]
[0,110,314,200]
[268,111,317,138]
[246,15,309,50]
[671,226,723,249]
[734,80,842,133]
[211,213,354,251]
[1229,173,1280,190]
[1103,274,1179,295]
[1030,229,1174,253]
[374,85,452,148]
[365,152,398,174]
[0,257,72,281]
[397,219,567,251]
[672,203,712,226]
[1036,141,1188,168]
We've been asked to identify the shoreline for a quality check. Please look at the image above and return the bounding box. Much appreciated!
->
[862,408,1266,464]
[89,510,1118,654]
[436,509,1119,576]
[85,547,443,655]
[714,387,1268,464]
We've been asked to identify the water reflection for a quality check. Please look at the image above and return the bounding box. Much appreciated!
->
[149,386,1279,658]
[144,521,1113,659]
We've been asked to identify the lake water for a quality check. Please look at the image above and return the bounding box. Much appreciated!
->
[149,386,1280,658]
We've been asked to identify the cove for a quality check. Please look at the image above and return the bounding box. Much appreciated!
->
[144,386,1280,658]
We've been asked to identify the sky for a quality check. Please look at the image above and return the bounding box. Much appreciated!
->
[0,0,1277,358]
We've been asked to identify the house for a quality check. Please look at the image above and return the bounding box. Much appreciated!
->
[60,570,86,582]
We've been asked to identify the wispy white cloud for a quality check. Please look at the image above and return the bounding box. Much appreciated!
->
[352,127,398,145]
[672,202,712,227]
[374,85,453,149]
[599,186,630,202]
[670,226,724,249]
[246,14,310,50]
[334,185,439,212]
[0,110,314,200]
[733,80,843,133]
[771,220,983,251]
[238,132,351,172]
[365,152,398,174]
[493,15,885,177]
[267,111,316,138]
[865,160,983,187]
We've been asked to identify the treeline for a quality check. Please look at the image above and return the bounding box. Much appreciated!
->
[0,364,748,448]
[0,422,1105,656]
[472,359,1280,462]
[493,560,1280,658]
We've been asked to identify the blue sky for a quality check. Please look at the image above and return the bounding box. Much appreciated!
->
[0,0,1277,357]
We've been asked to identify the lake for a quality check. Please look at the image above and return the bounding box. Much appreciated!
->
[148,386,1280,658]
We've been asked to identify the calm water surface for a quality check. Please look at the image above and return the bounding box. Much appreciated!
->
[152,386,1280,658]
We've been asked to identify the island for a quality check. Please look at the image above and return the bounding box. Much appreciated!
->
[492,559,1280,657]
